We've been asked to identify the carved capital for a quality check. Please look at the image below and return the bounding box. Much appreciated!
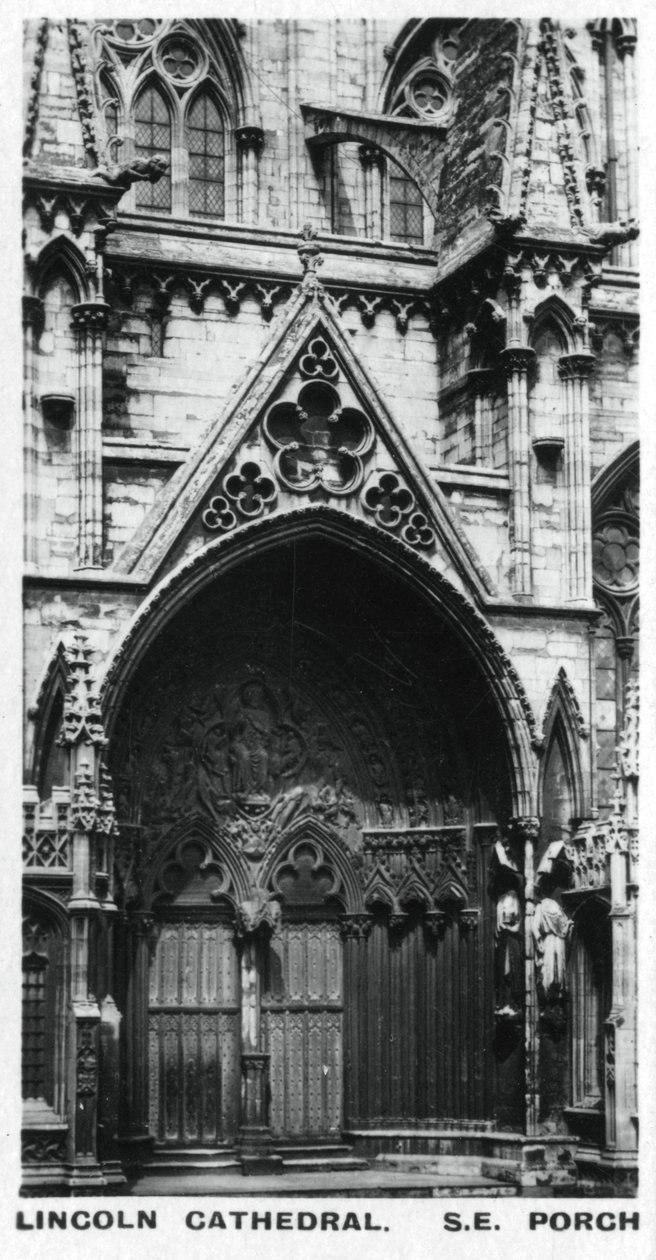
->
[71,301,110,333]
[499,346,536,377]
[558,352,596,380]
[235,125,265,153]
[235,890,281,938]
[459,908,479,933]
[511,816,540,845]
[616,33,637,58]
[339,913,373,940]
[425,909,447,937]
[358,144,385,172]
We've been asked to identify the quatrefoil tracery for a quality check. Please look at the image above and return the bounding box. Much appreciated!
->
[263,381,374,496]
[362,471,436,550]
[202,460,277,533]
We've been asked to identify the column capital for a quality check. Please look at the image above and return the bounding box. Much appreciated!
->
[616,32,637,58]
[71,301,110,332]
[358,143,386,172]
[235,124,265,153]
[339,912,373,940]
[511,816,540,844]
[499,346,536,377]
[558,352,596,380]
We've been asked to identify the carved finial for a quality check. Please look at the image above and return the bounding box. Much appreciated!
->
[297,223,324,293]
[617,681,639,780]
[58,631,106,748]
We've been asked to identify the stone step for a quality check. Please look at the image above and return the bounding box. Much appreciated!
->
[280,1156,369,1173]
[151,1146,238,1163]
[275,1144,357,1160]
[377,1153,482,1175]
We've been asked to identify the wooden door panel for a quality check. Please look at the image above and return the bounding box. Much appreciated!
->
[263,921,343,1139]
[148,921,240,1145]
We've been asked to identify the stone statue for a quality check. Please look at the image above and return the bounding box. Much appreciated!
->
[532,897,572,996]
[494,888,523,1017]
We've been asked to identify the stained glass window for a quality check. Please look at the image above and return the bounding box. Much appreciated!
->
[187,94,225,218]
[134,86,171,211]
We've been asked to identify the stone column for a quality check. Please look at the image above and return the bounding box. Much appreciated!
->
[71,300,109,571]
[340,914,372,1126]
[235,125,264,226]
[59,631,117,1187]
[500,347,536,601]
[237,932,283,1173]
[467,367,495,467]
[359,145,385,240]
[558,353,596,605]
[512,817,540,1134]
[23,295,44,568]
[66,754,104,1188]
[617,29,638,270]
[122,912,155,1153]
[603,811,637,1159]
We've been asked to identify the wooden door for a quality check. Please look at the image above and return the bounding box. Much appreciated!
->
[148,919,240,1145]
[262,919,343,1139]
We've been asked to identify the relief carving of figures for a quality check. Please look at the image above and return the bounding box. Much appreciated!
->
[228,681,279,802]
[137,674,363,854]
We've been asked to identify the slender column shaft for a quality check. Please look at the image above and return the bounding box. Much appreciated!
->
[72,302,109,570]
[359,146,384,239]
[23,296,43,567]
[605,843,637,1155]
[468,368,494,466]
[559,354,595,604]
[619,35,638,269]
[236,127,264,226]
[501,348,535,600]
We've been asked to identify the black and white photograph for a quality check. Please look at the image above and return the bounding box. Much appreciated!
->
[4,4,654,1250]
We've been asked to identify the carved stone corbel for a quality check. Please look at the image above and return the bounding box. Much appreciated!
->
[235,888,281,938]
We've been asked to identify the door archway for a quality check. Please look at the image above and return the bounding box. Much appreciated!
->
[107,528,522,1153]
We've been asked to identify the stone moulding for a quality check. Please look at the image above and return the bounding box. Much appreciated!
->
[99,507,538,817]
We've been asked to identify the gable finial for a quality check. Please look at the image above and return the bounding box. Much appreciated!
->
[297,223,324,293]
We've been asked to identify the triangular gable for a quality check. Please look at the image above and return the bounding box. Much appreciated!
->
[506,22,591,236]
[114,285,496,602]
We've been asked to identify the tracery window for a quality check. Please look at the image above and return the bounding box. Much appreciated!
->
[135,86,172,211]
[389,171,424,244]
[92,21,237,221]
[187,94,225,218]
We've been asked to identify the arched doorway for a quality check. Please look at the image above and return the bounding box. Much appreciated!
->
[107,530,520,1157]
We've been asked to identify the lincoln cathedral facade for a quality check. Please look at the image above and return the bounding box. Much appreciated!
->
[21,18,639,1196]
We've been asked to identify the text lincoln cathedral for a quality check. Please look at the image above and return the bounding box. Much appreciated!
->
[20,17,640,1197]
